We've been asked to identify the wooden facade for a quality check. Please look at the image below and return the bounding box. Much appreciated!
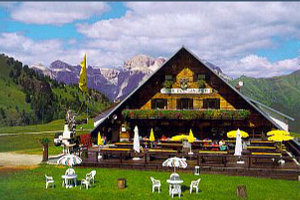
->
[92,47,278,142]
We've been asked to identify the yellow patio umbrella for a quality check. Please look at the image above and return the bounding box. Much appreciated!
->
[268,134,294,151]
[149,128,155,142]
[97,132,103,146]
[171,134,189,141]
[266,130,290,136]
[188,129,195,143]
[227,130,249,138]
[267,135,294,142]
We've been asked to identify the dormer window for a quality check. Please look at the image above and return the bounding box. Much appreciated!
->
[197,74,210,81]
[165,75,173,81]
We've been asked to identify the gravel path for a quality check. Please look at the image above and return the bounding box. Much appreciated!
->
[0,152,42,167]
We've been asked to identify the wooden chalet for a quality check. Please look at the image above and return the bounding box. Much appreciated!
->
[91,47,293,142]
[82,47,299,179]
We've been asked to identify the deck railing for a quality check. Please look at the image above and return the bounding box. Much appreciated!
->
[122,109,250,120]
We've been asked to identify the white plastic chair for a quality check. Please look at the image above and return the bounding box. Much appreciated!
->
[170,173,180,180]
[171,184,181,198]
[65,168,75,175]
[45,175,55,189]
[90,170,96,185]
[190,178,201,194]
[150,177,161,193]
[80,175,92,190]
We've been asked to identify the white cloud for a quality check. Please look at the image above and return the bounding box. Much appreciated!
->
[1,2,300,78]
[7,2,109,25]
[75,2,300,76]
[225,55,300,77]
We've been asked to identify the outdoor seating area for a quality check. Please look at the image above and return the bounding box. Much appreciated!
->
[46,168,96,190]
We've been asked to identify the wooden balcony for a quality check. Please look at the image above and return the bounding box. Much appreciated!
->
[122,109,250,120]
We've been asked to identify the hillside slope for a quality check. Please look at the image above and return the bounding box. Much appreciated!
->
[0,54,111,126]
[231,70,300,132]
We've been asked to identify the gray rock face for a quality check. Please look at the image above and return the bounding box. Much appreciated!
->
[31,54,230,101]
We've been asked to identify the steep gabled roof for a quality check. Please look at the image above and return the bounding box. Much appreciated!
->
[91,46,288,134]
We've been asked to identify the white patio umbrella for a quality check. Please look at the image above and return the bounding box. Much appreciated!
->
[57,154,82,167]
[133,125,141,160]
[234,129,244,164]
[162,157,187,172]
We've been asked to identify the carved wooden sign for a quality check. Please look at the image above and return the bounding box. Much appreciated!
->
[160,88,212,94]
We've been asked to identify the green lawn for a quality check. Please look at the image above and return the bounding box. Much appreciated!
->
[0,164,299,200]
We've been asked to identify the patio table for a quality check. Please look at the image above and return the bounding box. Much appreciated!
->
[62,174,77,188]
[167,179,183,196]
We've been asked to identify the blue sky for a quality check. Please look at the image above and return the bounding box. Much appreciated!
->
[0,2,299,77]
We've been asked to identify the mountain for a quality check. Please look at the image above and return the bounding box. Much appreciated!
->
[231,70,300,133]
[32,54,228,101]
[0,54,111,127]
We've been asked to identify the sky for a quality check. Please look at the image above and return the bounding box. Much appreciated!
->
[0,2,300,78]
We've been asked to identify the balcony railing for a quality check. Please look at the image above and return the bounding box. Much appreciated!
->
[122,109,250,120]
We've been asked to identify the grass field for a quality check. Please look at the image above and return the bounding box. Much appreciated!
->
[0,164,299,200]
[0,119,94,134]
[0,119,94,155]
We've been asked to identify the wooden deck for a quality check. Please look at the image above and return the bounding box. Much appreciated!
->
[79,146,300,180]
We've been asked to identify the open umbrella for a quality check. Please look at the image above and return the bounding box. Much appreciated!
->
[268,135,293,142]
[227,130,249,138]
[57,154,82,167]
[267,130,290,136]
[162,156,187,172]
[171,134,189,141]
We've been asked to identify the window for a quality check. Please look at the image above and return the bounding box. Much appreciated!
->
[177,98,193,110]
[203,98,220,109]
[165,75,173,81]
[151,99,167,109]
[197,74,210,81]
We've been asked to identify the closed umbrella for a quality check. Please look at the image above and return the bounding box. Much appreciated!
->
[57,154,82,167]
[234,129,243,164]
[133,126,140,153]
[149,128,155,142]
[97,132,103,146]
[188,129,195,155]
[162,156,187,172]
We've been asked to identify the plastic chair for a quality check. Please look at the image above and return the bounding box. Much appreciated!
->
[190,178,201,194]
[171,184,181,198]
[80,175,92,190]
[170,173,180,180]
[90,170,96,184]
[65,168,75,175]
[45,175,55,189]
[150,177,161,193]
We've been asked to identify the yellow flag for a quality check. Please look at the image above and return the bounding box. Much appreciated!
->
[79,54,87,92]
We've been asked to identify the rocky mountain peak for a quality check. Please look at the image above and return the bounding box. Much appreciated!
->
[123,54,166,73]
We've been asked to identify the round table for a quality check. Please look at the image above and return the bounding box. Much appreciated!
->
[62,174,77,188]
[167,179,183,195]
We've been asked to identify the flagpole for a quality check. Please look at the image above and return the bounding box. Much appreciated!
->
[86,55,88,125]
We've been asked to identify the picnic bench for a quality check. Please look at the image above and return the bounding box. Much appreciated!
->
[100,148,132,163]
